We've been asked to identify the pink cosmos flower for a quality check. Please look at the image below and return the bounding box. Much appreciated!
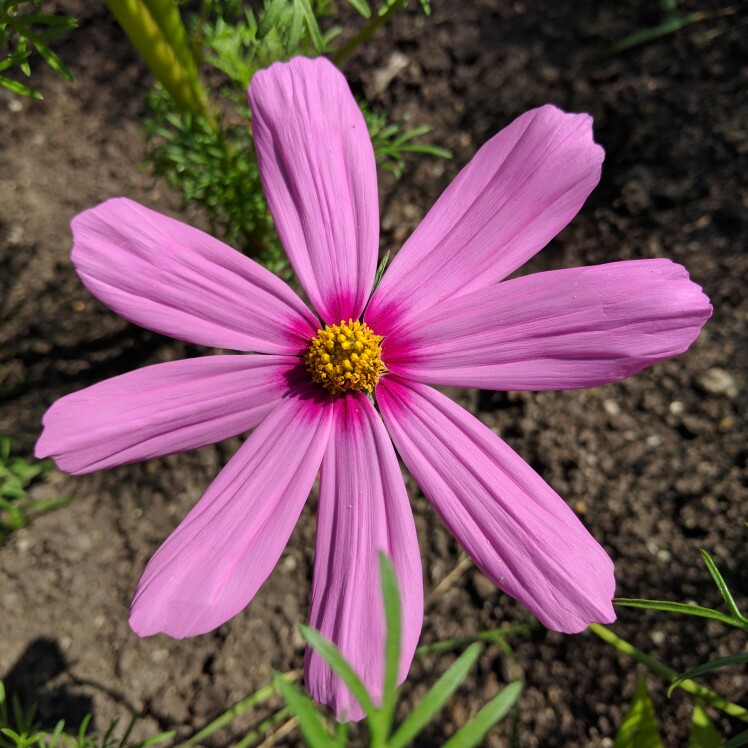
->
[36,56,711,721]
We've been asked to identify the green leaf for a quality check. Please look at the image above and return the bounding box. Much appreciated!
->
[179,678,287,747]
[669,653,748,696]
[0,73,41,98]
[689,701,722,748]
[609,14,700,54]
[257,0,286,39]
[285,1,304,53]
[372,250,390,292]
[725,728,748,748]
[19,14,77,29]
[441,681,522,748]
[379,552,402,731]
[347,0,371,17]
[272,672,331,748]
[299,625,376,717]
[233,707,291,748]
[294,0,323,53]
[614,598,747,630]
[389,643,482,748]
[701,549,745,621]
[613,674,663,748]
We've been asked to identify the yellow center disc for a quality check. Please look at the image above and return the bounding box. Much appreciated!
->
[304,319,387,395]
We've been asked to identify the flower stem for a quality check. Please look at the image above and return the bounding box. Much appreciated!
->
[415,623,537,656]
[105,0,217,130]
[173,670,301,747]
[588,624,748,722]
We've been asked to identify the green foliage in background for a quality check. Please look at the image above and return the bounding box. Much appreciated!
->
[0,681,174,748]
[274,554,522,747]
[0,0,75,98]
[609,0,742,53]
[0,556,522,747]
[598,545,748,747]
[2,0,449,267]
[0,437,70,544]
[135,0,449,267]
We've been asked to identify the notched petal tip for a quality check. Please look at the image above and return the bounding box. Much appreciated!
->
[377,377,617,635]
[366,102,607,333]
[248,56,379,324]
[127,390,333,640]
[304,394,423,723]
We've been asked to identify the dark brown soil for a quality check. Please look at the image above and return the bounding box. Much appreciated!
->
[1,1,746,746]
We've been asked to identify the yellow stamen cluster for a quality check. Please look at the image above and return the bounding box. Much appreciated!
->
[305,319,386,395]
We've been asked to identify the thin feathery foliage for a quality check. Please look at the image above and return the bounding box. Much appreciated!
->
[0,0,75,98]
[139,0,448,265]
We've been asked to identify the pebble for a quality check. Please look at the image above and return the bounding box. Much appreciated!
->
[669,400,685,415]
[603,399,620,417]
[650,630,666,646]
[368,51,410,96]
[646,434,662,447]
[697,367,737,397]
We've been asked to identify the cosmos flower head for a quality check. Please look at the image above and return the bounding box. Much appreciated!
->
[36,56,711,721]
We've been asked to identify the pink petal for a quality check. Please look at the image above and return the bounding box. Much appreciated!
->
[129,387,333,638]
[35,355,303,474]
[366,105,604,334]
[305,393,423,722]
[248,57,378,324]
[377,377,615,633]
[384,259,712,390]
[72,198,318,354]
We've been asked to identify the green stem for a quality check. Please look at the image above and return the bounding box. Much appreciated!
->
[234,707,292,748]
[173,671,300,748]
[105,0,216,130]
[142,0,199,79]
[415,623,537,656]
[332,0,406,65]
[588,624,748,722]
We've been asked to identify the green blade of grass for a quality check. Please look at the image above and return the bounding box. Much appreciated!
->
[669,654,748,697]
[689,700,723,748]
[0,74,42,98]
[609,13,703,54]
[234,707,291,748]
[613,674,663,748]
[441,681,523,748]
[389,643,482,748]
[614,598,747,630]
[700,550,745,621]
[725,728,748,748]
[348,0,371,18]
[174,672,299,748]
[300,625,376,717]
[378,552,402,733]
[272,673,331,748]
[589,625,748,722]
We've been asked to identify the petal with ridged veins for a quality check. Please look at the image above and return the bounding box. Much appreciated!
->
[129,386,333,638]
[305,393,423,722]
[72,198,318,354]
[249,57,379,324]
[35,355,304,474]
[384,260,712,390]
[378,377,615,634]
